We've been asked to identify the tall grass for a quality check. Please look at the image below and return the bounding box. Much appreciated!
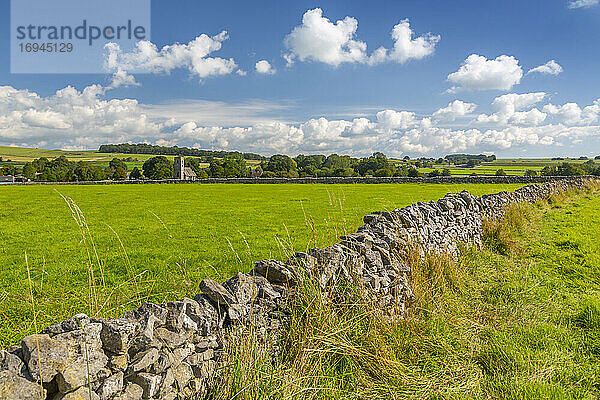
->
[211,182,600,399]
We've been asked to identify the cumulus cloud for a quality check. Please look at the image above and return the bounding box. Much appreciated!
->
[368,19,440,65]
[432,100,477,121]
[104,32,239,78]
[283,8,439,67]
[476,92,547,126]
[447,54,523,91]
[2,82,600,156]
[568,0,598,8]
[255,60,276,74]
[543,100,600,125]
[283,8,367,66]
[376,109,418,131]
[0,85,161,149]
[528,60,563,75]
[107,70,140,89]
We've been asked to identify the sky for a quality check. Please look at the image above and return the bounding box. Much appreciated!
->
[1,0,600,157]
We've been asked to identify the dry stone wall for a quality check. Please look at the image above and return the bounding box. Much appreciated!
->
[0,178,593,400]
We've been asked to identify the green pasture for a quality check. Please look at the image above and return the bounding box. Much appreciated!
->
[0,182,523,346]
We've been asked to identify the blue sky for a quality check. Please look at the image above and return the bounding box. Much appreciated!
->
[1,0,600,157]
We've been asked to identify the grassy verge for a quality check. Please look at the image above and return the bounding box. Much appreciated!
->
[213,184,600,399]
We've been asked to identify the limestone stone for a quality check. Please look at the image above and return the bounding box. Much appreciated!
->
[251,260,297,285]
[0,370,46,400]
[97,371,123,400]
[130,372,161,398]
[199,279,236,306]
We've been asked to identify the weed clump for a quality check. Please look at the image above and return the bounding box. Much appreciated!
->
[482,203,533,255]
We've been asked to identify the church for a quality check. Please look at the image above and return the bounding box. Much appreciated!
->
[173,156,197,180]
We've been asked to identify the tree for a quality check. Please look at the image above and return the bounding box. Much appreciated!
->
[22,163,36,180]
[442,168,452,176]
[495,169,507,176]
[185,158,205,176]
[109,158,127,171]
[129,167,143,180]
[143,156,173,180]
[407,168,420,177]
[1,164,17,176]
[374,168,392,177]
[428,169,441,177]
[356,153,390,176]
[112,166,127,180]
[264,155,297,177]
[524,169,538,176]
[208,155,249,178]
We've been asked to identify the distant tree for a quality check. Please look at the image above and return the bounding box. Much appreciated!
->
[442,168,452,176]
[22,163,36,180]
[407,168,420,177]
[495,169,507,176]
[209,155,249,178]
[595,155,600,160]
[357,153,389,176]
[185,158,205,176]
[374,168,392,177]
[556,162,584,176]
[524,169,538,176]
[129,167,143,180]
[38,156,75,182]
[466,159,479,168]
[403,155,410,161]
[112,166,127,180]
[109,158,127,171]
[143,156,173,180]
[264,155,297,177]
[428,169,441,177]
[1,164,17,176]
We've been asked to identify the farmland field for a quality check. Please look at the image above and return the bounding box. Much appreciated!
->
[0,182,523,346]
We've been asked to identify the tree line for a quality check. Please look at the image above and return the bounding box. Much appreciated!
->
[0,156,128,182]
[98,143,264,161]
[2,153,600,182]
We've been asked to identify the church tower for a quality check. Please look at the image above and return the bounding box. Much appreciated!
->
[174,156,185,179]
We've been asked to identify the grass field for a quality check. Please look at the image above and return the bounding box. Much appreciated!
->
[0,182,524,346]
[215,184,600,399]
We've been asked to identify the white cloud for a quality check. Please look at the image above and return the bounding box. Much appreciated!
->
[104,32,239,78]
[255,60,276,74]
[376,109,418,130]
[283,8,439,67]
[379,19,440,64]
[107,70,140,89]
[568,0,598,8]
[476,92,547,126]
[528,60,563,75]
[447,54,523,91]
[2,82,600,156]
[432,100,477,121]
[543,99,600,125]
[0,85,161,149]
[283,8,367,66]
